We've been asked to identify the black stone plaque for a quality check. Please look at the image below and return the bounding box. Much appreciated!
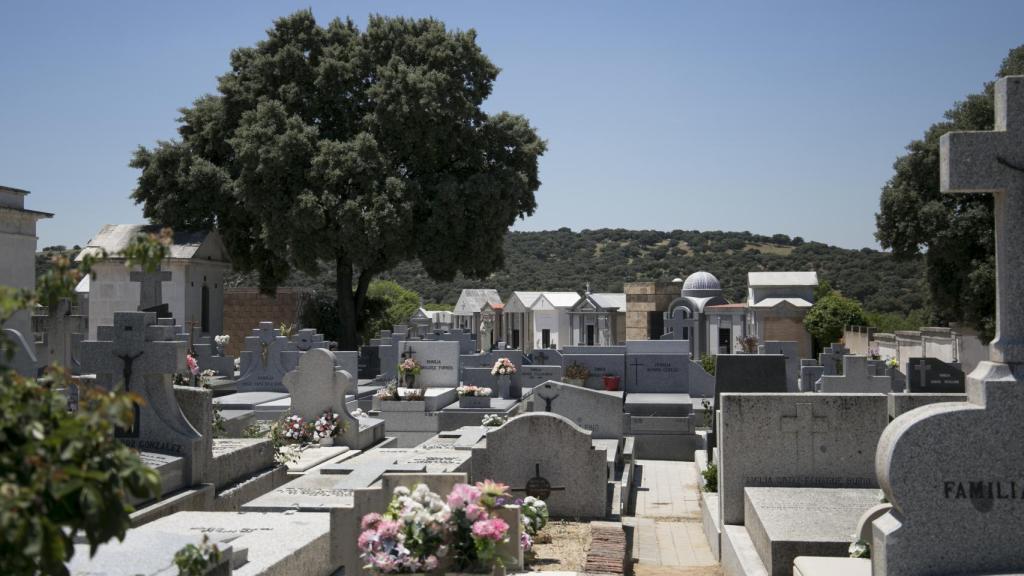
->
[907,358,965,393]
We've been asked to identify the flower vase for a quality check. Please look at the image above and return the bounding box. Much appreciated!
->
[318,436,334,447]
[404,372,417,388]
[496,375,511,399]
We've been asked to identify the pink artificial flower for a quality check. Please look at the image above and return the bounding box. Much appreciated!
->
[447,483,481,509]
[521,531,534,552]
[423,555,439,571]
[376,519,401,540]
[186,354,200,375]
[472,517,509,541]
[465,503,487,522]
[361,512,382,531]
[357,529,379,552]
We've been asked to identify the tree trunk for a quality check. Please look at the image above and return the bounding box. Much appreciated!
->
[335,258,374,351]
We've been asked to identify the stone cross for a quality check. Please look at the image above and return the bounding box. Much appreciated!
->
[536,384,560,412]
[129,267,172,311]
[282,348,346,422]
[79,311,202,484]
[780,403,828,468]
[235,321,294,392]
[510,463,567,500]
[941,75,1024,365]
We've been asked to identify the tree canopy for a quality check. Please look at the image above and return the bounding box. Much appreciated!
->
[804,288,868,347]
[131,11,545,349]
[875,45,1024,341]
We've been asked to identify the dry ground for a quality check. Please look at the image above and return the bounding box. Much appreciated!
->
[524,521,591,572]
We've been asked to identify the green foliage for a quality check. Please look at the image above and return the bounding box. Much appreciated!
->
[805,290,868,347]
[0,375,161,575]
[702,463,718,493]
[130,11,545,349]
[699,354,716,376]
[875,45,1024,341]
[2,245,164,575]
[301,280,421,344]
[863,309,931,334]
[173,535,223,576]
[120,228,171,273]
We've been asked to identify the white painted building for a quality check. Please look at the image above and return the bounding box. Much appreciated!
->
[0,186,52,338]
[529,292,581,351]
[452,289,503,337]
[746,271,818,359]
[76,225,231,339]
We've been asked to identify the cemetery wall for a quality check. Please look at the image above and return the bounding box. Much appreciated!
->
[223,287,312,356]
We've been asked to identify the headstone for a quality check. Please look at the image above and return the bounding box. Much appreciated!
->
[80,311,203,487]
[818,343,849,376]
[530,348,563,367]
[718,393,887,525]
[400,340,460,387]
[531,380,625,438]
[625,339,690,355]
[517,364,564,391]
[817,356,893,393]
[562,353,625,389]
[799,364,825,393]
[129,266,172,311]
[235,322,295,392]
[283,348,346,422]
[873,76,1024,575]
[758,341,800,392]
[470,413,608,518]
[39,298,87,372]
[624,353,689,393]
[906,357,965,393]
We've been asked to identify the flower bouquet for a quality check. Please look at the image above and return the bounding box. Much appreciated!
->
[490,358,517,376]
[563,362,589,386]
[214,334,230,355]
[399,358,422,386]
[481,414,507,427]
[457,385,492,408]
[313,410,342,446]
[446,481,511,572]
[359,485,447,574]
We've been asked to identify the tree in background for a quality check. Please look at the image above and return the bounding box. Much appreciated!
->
[301,280,420,344]
[131,11,545,349]
[804,287,868,348]
[876,46,1024,341]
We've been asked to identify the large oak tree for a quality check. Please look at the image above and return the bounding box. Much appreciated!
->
[876,46,1024,341]
[131,11,545,349]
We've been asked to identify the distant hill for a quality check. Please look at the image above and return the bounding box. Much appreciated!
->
[377,229,927,316]
[41,229,927,318]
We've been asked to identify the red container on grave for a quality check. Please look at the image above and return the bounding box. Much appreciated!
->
[603,375,621,391]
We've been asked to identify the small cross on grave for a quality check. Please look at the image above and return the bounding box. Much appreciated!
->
[536,384,560,412]
[630,357,643,392]
[941,75,1024,364]
[534,350,548,365]
[780,403,829,468]
[511,463,567,500]
[401,343,416,360]
[129,267,172,312]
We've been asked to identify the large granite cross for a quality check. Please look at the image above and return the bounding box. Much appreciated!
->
[780,403,828,469]
[130,267,172,311]
[941,75,1024,364]
[79,311,202,485]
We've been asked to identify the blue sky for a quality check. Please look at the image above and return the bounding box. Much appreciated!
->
[2,1,1022,250]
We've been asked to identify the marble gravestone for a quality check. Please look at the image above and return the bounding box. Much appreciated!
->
[818,343,849,376]
[718,393,888,525]
[400,340,460,387]
[562,353,625,389]
[80,311,203,489]
[906,357,965,393]
[531,380,625,439]
[235,321,295,392]
[470,413,608,518]
[624,353,689,393]
[283,348,346,422]
[873,76,1024,576]
[129,266,172,312]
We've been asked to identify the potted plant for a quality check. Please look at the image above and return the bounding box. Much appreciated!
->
[399,357,422,387]
[563,362,589,386]
[602,374,620,391]
[458,385,492,408]
[491,358,516,398]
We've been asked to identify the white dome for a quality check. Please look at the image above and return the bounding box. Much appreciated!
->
[682,271,721,294]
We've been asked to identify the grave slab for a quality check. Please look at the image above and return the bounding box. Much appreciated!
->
[531,381,625,438]
[624,392,692,416]
[745,487,882,576]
